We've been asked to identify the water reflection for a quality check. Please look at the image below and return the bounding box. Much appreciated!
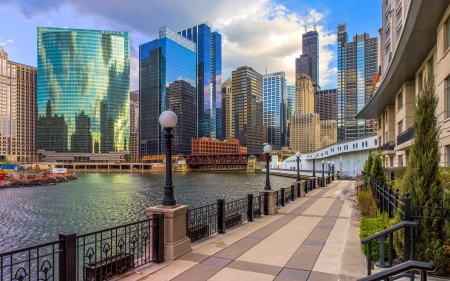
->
[0,172,294,252]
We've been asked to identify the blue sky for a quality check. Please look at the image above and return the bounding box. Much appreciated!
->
[0,0,381,90]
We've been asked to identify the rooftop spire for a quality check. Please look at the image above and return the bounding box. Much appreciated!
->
[304,13,307,33]
[314,12,317,31]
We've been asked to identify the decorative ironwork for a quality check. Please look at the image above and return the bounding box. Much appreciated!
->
[382,141,395,151]
[397,126,414,146]
[252,195,263,219]
[0,241,60,281]
[186,203,218,243]
[284,187,292,204]
[225,197,248,230]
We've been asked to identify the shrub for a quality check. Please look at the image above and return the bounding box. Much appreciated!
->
[358,188,377,218]
[371,151,385,183]
[360,215,389,261]
[364,152,374,182]
[393,167,407,179]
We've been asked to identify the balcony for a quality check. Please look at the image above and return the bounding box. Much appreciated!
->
[382,141,395,151]
[397,126,414,146]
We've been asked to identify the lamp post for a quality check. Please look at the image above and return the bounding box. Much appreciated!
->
[312,154,316,177]
[295,152,301,181]
[328,161,331,177]
[332,162,335,174]
[264,145,272,190]
[321,160,325,187]
[159,110,177,206]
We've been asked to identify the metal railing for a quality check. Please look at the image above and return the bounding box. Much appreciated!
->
[397,126,415,146]
[382,141,395,151]
[224,197,248,230]
[357,260,435,281]
[186,202,218,243]
[0,218,163,281]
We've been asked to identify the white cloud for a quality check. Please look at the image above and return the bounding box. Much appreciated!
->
[0,42,5,46]
[6,39,13,43]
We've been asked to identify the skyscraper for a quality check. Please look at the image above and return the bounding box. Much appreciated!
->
[179,22,222,140]
[130,90,139,133]
[314,89,337,121]
[139,27,196,157]
[37,27,130,153]
[0,47,37,162]
[296,29,319,89]
[337,24,378,141]
[263,72,287,149]
[231,66,263,153]
[221,78,232,140]
[287,85,296,117]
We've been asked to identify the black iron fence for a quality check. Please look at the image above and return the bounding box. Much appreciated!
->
[0,218,163,281]
[397,126,415,146]
[382,141,395,151]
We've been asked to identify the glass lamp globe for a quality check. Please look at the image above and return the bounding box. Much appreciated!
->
[322,160,325,163]
[295,152,301,158]
[263,144,272,154]
[159,111,177,128]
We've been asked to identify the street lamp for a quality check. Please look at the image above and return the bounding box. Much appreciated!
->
[328,161,331,177]
[159,110,177,206]
[264,144,272,190]
[312,154,316,177]
[295,152,301,181]
[332,162,335,174]
[321,160,325,187]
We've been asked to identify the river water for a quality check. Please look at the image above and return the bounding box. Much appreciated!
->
[0,172,294,253]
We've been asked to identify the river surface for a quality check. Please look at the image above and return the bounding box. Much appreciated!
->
[0,172,294,253]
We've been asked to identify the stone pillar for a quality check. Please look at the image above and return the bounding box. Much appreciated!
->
[293,181,306,197]
[146,205,192,262]
[259,190,278,215]
[310,177,318,189]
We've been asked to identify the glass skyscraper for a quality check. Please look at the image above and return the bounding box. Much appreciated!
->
[178,22,222,140]
[37,27,130,153]
[337,24,378,141]
[263,72,287,149]
[287,85,296,117]
[139,27,196,157]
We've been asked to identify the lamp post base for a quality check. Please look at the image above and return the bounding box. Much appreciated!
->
[259,190,278,215]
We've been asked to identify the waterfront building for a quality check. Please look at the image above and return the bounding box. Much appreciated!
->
[231,66,263,153]
[167,80,197,155]
[0,47,37,162]
[296,28,319,90]
[221,78,232,140]
[263,72,287,149]
[191,138,247,155]
[139,27,196,157]
[37,27,130,154]
[129,132,139,162]
[337,24,378,141]
[314,88,337,121]
[179,22,222,140]
[130,90,139,133]
[356,0,449,167]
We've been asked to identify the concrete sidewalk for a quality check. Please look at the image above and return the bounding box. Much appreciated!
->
[117,180,366,281]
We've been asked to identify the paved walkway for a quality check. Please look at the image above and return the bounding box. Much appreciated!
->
[119,180,365,281]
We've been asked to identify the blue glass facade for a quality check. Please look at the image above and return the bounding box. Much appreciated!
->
[287,85,296,116]
[37,27,130,153]
[179,23,222,140]
[139,27,196,157]
[263,72,287,149]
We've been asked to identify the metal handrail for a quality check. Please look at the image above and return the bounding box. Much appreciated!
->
[361,221,418,244]
[357,260,435,281]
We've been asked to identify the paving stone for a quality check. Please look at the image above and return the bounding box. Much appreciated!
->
[171,263,222,281]
[307,271,339,281]
[278,268,310,280]
[201,256,233,267]
[214,237,261,260]
[247,233,268,239]
[303,240,325,246]
[227,260,283,276]
[179,253,210,263]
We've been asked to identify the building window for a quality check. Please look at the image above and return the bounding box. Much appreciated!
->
[396,7,402,22]
[385,111,388,123]
[397,25,403,40]
[397,92,403,110]
[385,42,391,56]
[428,57,434,77]
[446,20,450,50]
[386,26,391,39]
[398,120,403,134]
[398,155,404,166]
[447,78,450,118]
[390,156,394,167]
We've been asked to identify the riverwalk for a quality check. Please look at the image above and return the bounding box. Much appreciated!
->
[117,180,366,281]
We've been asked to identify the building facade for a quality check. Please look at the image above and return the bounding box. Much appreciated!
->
[221,78,232,140]
[0,47,37,162]
[37,27,130,154]
[296,30,320,89]
[290,113,321,153]
[139,27,196,157]
[129,132,138,162]
[191,138,247,155]
[263,72,287,149]
[179,22,222,140]
[130,90,139,133]
[337,24,378,141]
[314,88,337,121]
[231,66,263,153]
[320,120,338,148]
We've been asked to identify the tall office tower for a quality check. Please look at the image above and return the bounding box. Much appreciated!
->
[295,75,315,114]
[263,72,287,149]
[221,78,232,140]
[129,132,139,162]
[231,66,263,153]
[37,27,130,153]
[286,85,296,146]
[130,91,139,133]
[337,24,378,141]
[139,27,196,156]
[179,22,222,140]
[167,80,197,155]
[320,120,337,148]
[0,47,37,162]
[295,29,319,89]
[314,89,337,121]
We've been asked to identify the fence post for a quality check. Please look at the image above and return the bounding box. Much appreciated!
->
[247,194,254,222]
[388,188,392,218]
[218,199,226,234]
[264,193,268,215]
[258,195,262,218]
[152,213,165,263]
[403,193,411,261]
[291,185,295,201]
[297,183,301,197]
[59,233,77,281]
[281,188,285,206]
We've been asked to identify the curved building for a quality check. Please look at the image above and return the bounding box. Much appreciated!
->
[37,27,130,153]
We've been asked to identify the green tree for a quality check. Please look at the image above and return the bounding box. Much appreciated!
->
[364,152,374,182]
[400,72,447,267]
[371,151,385,183]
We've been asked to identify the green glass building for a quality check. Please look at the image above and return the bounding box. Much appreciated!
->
[37,27,130,153]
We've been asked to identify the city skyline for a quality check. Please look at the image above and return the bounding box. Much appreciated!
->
[0,0,381,91]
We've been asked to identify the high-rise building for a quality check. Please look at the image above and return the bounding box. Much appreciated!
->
[263,72,287,149]
[320,120,337,148]
[287,85,296,116]
[139,27,196,157]
[179,22,222,140]
[296,30,319,89]
[129,132,139,162]
[37,27,130,154]
[130,90,139,133]
[221,78,232,140]
[231,66,263,153]
[314,89,337,121]
[167,80,197,155]
[295,75,315,115]
[337,24,378,141]
[0,47,37,162]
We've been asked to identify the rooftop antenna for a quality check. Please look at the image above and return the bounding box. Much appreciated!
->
[314,12,317,31]
[304,13,307,33]
[265,65,267,74]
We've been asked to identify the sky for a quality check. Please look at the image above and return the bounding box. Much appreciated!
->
[0,0,381,91]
